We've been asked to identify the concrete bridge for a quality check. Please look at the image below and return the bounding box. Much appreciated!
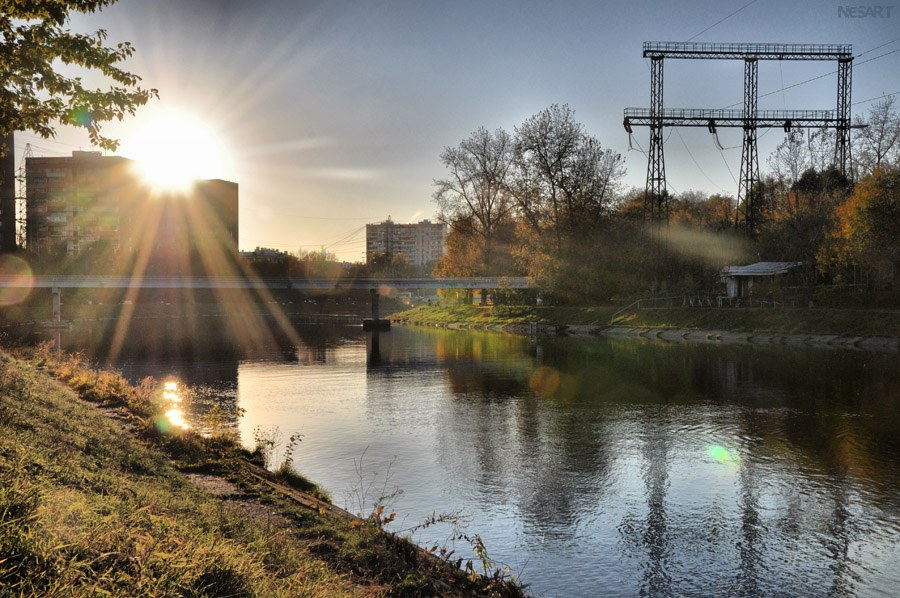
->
[0,275,533,330]
[0,275,531,291]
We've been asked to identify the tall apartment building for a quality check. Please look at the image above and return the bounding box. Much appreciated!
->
[25,151,238,269]
[365,218,446,269]
[26,151,139,255]
[0,133,17,252]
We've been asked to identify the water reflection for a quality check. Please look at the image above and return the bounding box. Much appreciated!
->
[92,324,900,597]
[161,381,190,431]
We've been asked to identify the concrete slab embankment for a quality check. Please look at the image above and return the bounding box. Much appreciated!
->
[398,320,900,353]
[598,326,900,353]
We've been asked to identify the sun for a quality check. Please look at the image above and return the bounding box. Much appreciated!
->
[119,111,230,192]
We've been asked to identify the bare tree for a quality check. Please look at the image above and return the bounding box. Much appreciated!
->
[433,127,516,273]
[853,97,900,176]
[512,104,625,245]
[767,130,807,184]
[808,128,836,173]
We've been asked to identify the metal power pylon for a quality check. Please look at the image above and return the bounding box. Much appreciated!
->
[624,42,860,235]
[645,56,667,223]
[15,143,33,248]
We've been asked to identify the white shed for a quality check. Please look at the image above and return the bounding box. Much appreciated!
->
[720,262,803,298]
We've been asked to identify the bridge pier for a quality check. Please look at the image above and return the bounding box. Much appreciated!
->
[363,288,390,331]
[52,287,61,324]
[51,287,62,355]
[371,288,379,322]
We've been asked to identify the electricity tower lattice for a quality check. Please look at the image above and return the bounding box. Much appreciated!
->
[624,42,858,234]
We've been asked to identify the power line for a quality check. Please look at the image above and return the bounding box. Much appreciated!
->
[857,46,900,66]
[16,132,86,150]
[675,128,729,192]
[685,0,761,42]
[722,43,900,109]
[853,90,900,106]
[237,206,383,221]
[716,142,739,186]
[641,57,726,194]
[856,35,900,58]
[324,225,367,249]
[18,143,70,157]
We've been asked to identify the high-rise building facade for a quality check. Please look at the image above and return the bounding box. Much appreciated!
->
[365,218,446,270]
[0,133,18,252]
[26,151,139,256]
[25,151,239,270]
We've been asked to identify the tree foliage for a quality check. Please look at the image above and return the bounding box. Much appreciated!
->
[669,190,734,231]
[431,103,900,303]
[839,166,900,286]
[0,0,157,152]
[433,126,516,272]
[432,104,627,300]
[512,104,624,240]
[757,167,851,283]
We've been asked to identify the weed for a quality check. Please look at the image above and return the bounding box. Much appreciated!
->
[281,432,303,471]
[345,447,404,526]
[251,425,282,469]
[199,403,245,439]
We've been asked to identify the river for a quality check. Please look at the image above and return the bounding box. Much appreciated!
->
[56,320,900,597]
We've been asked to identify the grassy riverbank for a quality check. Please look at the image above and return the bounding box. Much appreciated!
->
[615,306,900,337]
[394,304,900,338]
[0,347,524,596]
[391,304,618,328]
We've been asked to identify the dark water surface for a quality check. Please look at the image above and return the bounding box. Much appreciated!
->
[65,322,900,597]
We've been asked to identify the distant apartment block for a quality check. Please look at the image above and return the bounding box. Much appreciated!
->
[365,218,446,269]
[25,151,238,267]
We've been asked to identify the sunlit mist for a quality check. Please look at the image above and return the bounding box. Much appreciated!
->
[662,224,750,265]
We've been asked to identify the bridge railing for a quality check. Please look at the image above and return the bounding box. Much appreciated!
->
[0,275,532,290]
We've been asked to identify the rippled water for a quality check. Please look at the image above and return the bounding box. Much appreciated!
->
[106,324,900,597]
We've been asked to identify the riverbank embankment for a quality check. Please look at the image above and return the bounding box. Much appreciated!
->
[392,304,900,352]
[0,347,525,597]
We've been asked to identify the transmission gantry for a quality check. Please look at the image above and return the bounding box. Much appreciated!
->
[624,42,858,234]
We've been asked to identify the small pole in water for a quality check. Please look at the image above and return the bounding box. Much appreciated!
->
[52,287,61,355]
[371,287,380,323]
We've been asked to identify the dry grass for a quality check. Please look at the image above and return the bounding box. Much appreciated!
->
[0,347,527,597]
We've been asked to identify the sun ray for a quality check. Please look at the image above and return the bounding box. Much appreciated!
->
[106,198,163,364]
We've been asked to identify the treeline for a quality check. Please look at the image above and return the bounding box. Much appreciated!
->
[432,99,900,303]
[243,248,425,279]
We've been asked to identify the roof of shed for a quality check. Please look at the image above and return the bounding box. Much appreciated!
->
[721,261,803,276]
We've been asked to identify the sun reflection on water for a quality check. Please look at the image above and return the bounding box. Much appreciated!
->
[162,381,190,430]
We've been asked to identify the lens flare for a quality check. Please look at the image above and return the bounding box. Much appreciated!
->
[708,444,742,470]
[0,255,34,306]
[708,445,731,462]
[530,366,561,398]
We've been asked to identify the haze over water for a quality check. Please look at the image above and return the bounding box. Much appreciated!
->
[97,324,900,597]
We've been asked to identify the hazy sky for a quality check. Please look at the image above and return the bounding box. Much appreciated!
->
[13,0,900,261]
